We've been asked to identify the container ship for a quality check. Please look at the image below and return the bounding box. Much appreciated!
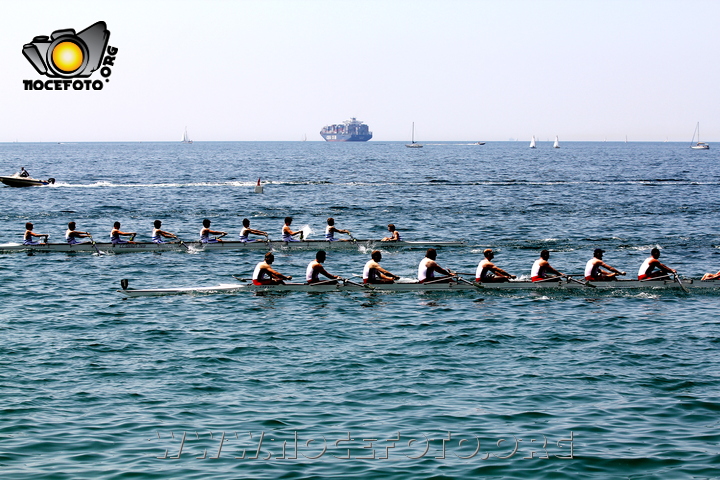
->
[320,118,372,142]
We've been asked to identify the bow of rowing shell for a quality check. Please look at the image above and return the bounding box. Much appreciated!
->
[0,239,466,254]
[117,277,720,297]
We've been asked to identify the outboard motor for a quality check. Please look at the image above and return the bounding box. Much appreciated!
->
[120,279,129,290]
[47,178,55,184]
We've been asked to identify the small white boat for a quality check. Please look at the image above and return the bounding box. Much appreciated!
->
[474,141,485,145]
[690,122,709,149]
[182,127,193,144]
[406,122,423,148]
[0,172,55,187]
[529,135,536,148]
[553,135,560,148]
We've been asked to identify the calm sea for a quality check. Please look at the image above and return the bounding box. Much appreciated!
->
[1,141,719,479]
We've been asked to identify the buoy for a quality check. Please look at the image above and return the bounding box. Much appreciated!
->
[254,178,263,194]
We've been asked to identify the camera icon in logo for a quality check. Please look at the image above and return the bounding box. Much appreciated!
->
[22,21,109,78]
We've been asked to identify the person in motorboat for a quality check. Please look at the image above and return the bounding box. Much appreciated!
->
[66,221,92,244]
[418,248,454,283]
[111,221,137,244]
[253,252,292,285]
[531,250,566,282]
[363,250,400,284]
[151,220,178,243]
[325,217,352,242]
[476,249,515,283]
[19,167,29,178]
[638,248,677,280]
[585,249,626,281]
[306,250,341,284]
[23,222,48,245]
[200,218,227,243]
[381,224,402,242]
[282,216,303,242]
[239,218,268,242]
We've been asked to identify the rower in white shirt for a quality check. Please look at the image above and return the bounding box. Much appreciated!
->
[418,248,453,283]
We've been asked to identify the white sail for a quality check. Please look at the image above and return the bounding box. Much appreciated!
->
[529,135,536,148]
[406,122,423,148]
[690,122,709,149]
[553,135,560,148]
[182,127,193,144]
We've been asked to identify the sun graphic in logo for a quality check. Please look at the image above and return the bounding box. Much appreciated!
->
[51,41,84,73]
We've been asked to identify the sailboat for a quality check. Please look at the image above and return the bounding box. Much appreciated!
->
[182,127,193,144]
[690,122,709,149]
[529,135,536,148]
[553,135,560,148]
[405,122,423,148]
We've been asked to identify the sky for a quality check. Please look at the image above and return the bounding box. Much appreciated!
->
[1,0,718,142]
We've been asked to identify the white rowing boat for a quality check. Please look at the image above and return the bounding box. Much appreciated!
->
[117,277,720,297]
[0,239,466,254]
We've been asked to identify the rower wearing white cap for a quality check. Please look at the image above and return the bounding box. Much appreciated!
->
[585,249,625,281]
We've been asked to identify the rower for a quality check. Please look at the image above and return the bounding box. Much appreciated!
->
[282,216,303,242]
[585,249,625,281]
[253,252,292,285]
[418,248,453,283]
[239,218,267,243]
[306,250,341,284]
[325,217,352,242]
[638,248,676,280]
[701,269,720,281]
[200,219,227,243]
[531,250,565,282]
[19,167,29,178]
[111,221,137,244]
[66,221,91,244]
[476,249,515,283]
[151,220,178,244]
[363,250,400,284]
[381,224,402,242]
[23,222,48,245]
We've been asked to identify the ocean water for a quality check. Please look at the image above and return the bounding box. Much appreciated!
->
[1,141,719,479]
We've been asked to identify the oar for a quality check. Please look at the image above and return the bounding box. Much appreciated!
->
[214,233,227,241]
[564,275,596,288]
[454,276,484,290]
[341,277,374,290]
[88,234,102,255]
[175,237,190,251]
[639,274,671,282]
[674,272,690,294]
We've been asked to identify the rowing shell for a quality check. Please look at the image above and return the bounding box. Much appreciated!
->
[117,277,720,297]
[0,239,465,254]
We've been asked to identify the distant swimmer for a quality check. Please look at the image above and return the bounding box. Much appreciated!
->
[363,250,400,284]
[19,167,29,178]
[638,248,676,280]
[282,216,303,242]
[65,221,92,244]
[200,219,227,243]
[381,224,402,242]
[418,248,453,283]
[151,220,178,244]
[110,221,137,244]
[531,249,565,282]
[239,218,268,243]
[306,250,341,284]
[325,217,352,242]
[253,252,292,285]
[476,249,515,283]
[23,222,48,245]
[585,249,626,281]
